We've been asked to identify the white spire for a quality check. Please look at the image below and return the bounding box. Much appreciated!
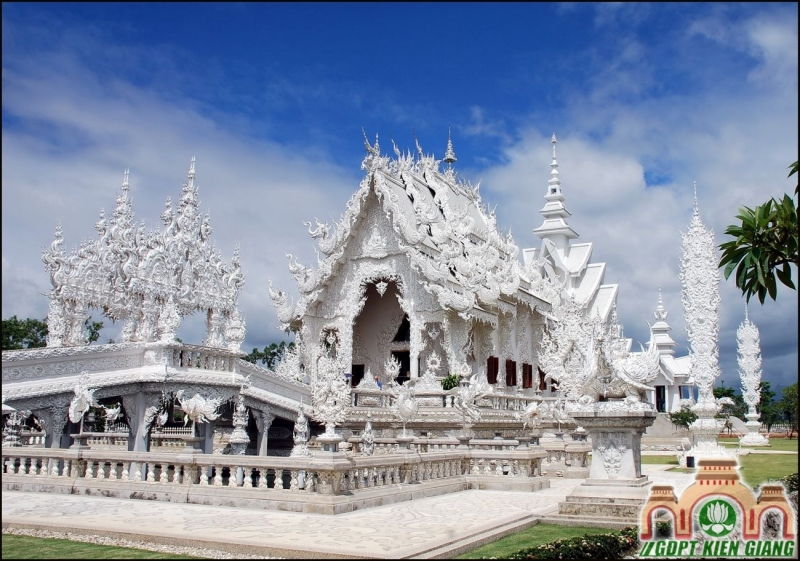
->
[650,288,676,355]
[122,168,130,190]
[548,133,561,197]
[443,128,457,166]
[654,287,668,321]
[533,132,578,244]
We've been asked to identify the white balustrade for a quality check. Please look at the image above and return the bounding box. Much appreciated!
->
[2,444,550,502]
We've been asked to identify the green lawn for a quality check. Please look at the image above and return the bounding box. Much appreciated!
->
[738,453,798,488]
[641,455,679,465]
[457,523,611,559]
[718,437,798,452]
[1,535,199,559]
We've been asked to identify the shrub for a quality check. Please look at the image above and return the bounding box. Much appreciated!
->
[507,526,639,559]
[441,374,461,391]
[669,406,698,429]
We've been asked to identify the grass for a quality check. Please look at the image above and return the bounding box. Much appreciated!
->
[738,453,798,489]
[718,437,798,452]
[1,534,199,559]
[641,455,679,465]
[457,523,610,559]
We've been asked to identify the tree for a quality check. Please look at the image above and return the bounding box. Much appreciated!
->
[1,316,103,350]
[758,380,781,432]
[718,161,799,303]
[1,316,48,349]
[713,384,747,421]
[243,341,294,368]
[778,382,798,439]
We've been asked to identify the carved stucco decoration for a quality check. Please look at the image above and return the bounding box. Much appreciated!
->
[596,432,627,478]
[680,196,721,415]
[311,354,351,434]
[42,160,245,351]
[737,310,763,421]
[269,136,555,333]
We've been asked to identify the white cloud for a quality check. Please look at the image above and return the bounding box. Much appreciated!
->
[2,45,361,351]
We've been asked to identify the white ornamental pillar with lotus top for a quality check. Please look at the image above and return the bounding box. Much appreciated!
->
[680,188,730,460]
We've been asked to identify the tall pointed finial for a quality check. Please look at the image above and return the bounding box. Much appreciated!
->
[122,168,130,190]
[655,287,668,321]
[189,156,196,177]
[692,180,699,215]
[744,302,749,323]
[373,133,380,155]
[443,127,457,167]
[547,132,562,197]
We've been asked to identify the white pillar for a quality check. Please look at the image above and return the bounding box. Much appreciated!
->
[254,410,275,456]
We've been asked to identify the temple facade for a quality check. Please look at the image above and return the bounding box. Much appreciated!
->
[644,290,694,413]
[269,134,624,400]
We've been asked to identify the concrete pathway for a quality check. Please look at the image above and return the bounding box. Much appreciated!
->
[2,470,695,559]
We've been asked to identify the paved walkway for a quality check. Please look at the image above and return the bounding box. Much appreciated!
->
[2,467,694,559]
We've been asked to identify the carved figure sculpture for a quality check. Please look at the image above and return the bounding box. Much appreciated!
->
[391,380,419,436]
[447,365,493,428]
[68,373,99,424]
[175,390,221,435]
[291,407,311,457]
[361,414,375,456]
[311,354,351,436]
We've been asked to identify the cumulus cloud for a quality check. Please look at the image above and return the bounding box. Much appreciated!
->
[2,40,360,350]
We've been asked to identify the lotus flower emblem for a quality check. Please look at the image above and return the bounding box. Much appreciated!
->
[700,500,736,536]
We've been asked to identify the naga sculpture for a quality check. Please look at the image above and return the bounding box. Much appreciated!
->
[175,390,222,435]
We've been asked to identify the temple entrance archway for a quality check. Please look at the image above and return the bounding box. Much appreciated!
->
[351,279,408,384]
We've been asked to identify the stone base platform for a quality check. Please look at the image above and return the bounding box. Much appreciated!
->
[2,473,550,515]
[557,477,651,523]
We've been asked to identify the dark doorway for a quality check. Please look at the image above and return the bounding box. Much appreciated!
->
[655,385,666,412]
[391,351,410,384]
[351,364,365,387]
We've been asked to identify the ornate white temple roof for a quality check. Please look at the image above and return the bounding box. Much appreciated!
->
[271,135,559,329]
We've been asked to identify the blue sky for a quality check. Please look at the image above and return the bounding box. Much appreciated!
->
[2,3,798,392]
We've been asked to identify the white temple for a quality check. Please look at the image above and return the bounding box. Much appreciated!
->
[642,290,693,414]
[0,134,707,522]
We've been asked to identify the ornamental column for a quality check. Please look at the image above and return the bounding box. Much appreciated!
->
[254,408,276,456]
[680,188,729,459]
[122,392,161,452]
[737,308,769,446]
